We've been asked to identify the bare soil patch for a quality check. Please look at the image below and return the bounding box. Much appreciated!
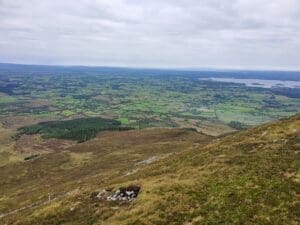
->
[15,134,76,154]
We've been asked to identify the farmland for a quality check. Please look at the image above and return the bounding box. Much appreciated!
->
[0,64,299,225]
[0,64,299,136]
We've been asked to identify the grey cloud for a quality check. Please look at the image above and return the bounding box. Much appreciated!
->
[0,0,299,69]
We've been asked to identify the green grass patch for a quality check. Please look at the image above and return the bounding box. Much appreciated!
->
[117,117,130,125]
[0,94,17,103]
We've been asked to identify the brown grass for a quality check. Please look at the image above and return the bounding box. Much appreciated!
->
[1,115,299,225]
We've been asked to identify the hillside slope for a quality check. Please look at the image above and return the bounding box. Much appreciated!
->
[1,115,299,225]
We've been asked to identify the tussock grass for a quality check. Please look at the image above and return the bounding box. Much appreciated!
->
[1,115,299,225]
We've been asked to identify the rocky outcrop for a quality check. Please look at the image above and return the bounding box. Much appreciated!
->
[90,185,141,202]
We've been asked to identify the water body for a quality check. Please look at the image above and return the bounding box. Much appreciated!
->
[199,78,300,89]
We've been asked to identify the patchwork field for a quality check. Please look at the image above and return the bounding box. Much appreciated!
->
[0,64,299,138]
[0,64,299,224]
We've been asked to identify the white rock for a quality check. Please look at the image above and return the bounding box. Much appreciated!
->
[126,191,133,195]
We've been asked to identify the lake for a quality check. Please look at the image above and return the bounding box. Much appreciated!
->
[199,77,300,89]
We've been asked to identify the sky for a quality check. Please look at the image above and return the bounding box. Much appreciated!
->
[0,0,300,70]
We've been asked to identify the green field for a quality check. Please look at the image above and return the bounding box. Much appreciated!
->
[0,65,299,224]
[0,67,299,136]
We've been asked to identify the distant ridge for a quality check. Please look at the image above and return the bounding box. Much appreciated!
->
[1,62,300,81]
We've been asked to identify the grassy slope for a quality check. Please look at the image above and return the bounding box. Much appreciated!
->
[1,115,299,225]
[1,128,211,224]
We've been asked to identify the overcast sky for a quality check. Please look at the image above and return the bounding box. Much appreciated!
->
[0,0,300,70]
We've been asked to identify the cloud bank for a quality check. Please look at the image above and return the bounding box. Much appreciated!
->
[0,0,299,69]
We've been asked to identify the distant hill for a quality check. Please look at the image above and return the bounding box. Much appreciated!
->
[1,62,300,81]
[0,115,299,225]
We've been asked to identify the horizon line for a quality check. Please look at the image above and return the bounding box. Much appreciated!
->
[0,61,300,73]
